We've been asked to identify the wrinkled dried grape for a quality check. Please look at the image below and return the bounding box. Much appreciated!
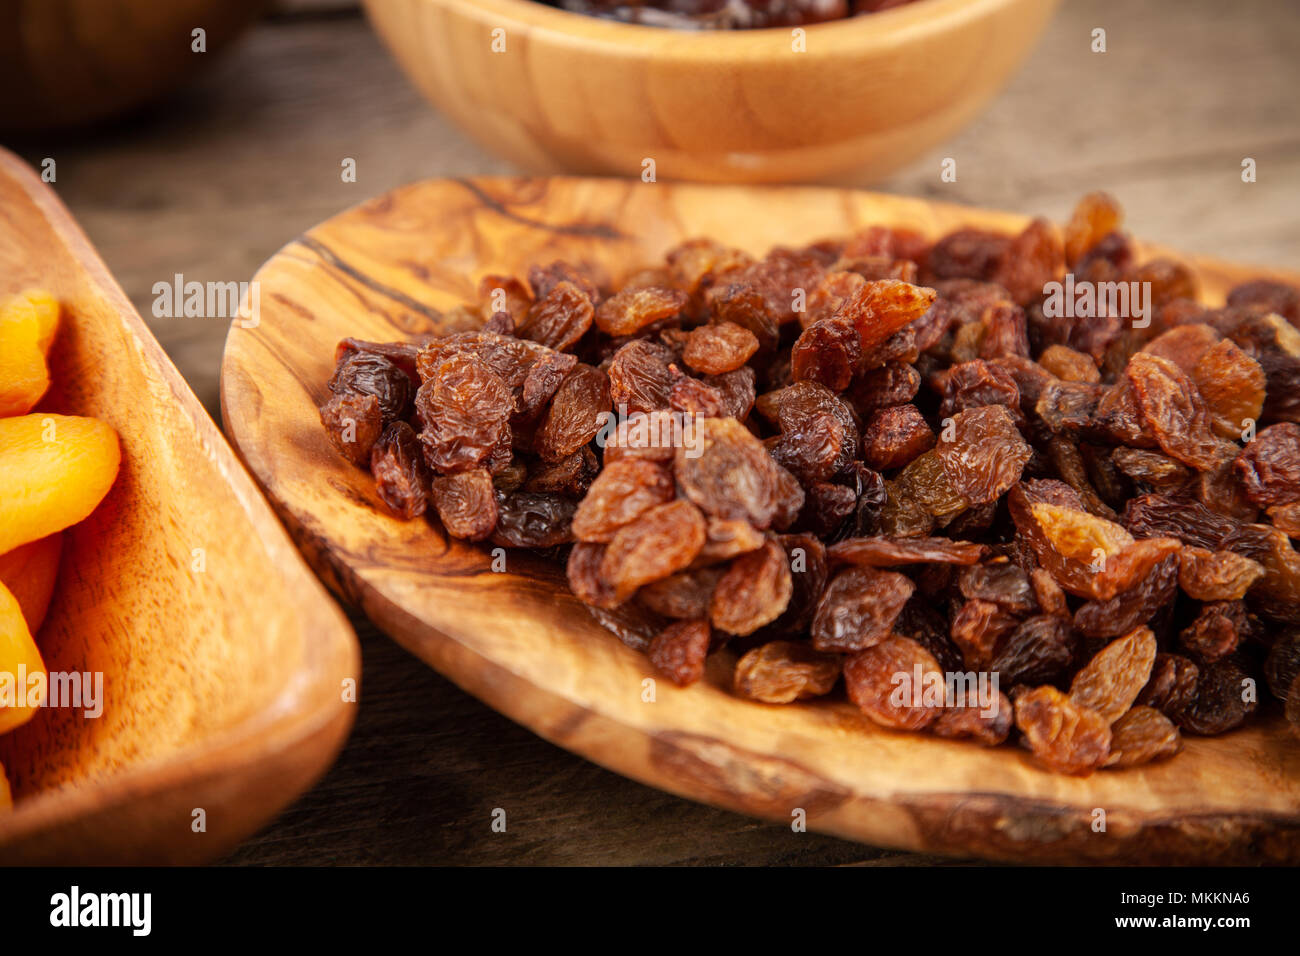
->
[1069,626,1157,723]
[595,286,686,337]
[933,687,1013,746]
[710,538,793,636]
[1173,659,1257,735]
[491,491,575,548]
[1136,653,1199,715]
[1177,547,1264,601]
[1179,600,1252,664]
[829,535,987,567]
[321,391,382,467]
[1015,685,1112,775]
[417,355,514,474]
[535,364,610,462]
[431,468,498,541]
[1104,706,1181,768]
[811,566,913,652]
[371,421,429,519]
[329,351,415,425]
[572,458,675,542]
[733,641,841,704]
[861,404,935,470]
[522,280,594,351]
[601,500,706,602]
[648,619,711,686]
[845,635,944,730]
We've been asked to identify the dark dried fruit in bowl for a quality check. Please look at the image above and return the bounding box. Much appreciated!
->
[431,468,498,542]
[321,196,1300,773]
[648,619,711,687]
[733,641,841,704]
[811,566,913,652]
[845,635,945,731]
[371,421,429,519]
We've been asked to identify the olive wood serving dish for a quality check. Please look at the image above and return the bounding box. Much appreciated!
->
[220,176,1300,864]
[0,148,359,864]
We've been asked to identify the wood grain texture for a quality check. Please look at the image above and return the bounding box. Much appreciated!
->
[221,175,1300,865]
[0,148,360,864]
[362,0,1060,184]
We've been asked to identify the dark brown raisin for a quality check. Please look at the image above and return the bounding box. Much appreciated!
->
[733,641,841,704]
[648,619,711,687]
[370,421,429,519]
[431,468,499,541]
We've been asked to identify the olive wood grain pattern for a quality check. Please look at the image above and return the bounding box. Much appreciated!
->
[362,0,1060,185]
[221,176,1300,864]
[0,148,359,864]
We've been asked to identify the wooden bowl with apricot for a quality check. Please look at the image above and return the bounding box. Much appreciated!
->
[0,148,359,864]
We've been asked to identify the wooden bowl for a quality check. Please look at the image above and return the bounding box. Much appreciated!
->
[361,0,1059,184]
[0,0,268,131]
[221,176,1300,864]
[0,148,359,864]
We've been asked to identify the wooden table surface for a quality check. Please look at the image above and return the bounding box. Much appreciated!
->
[7,0,1298,865]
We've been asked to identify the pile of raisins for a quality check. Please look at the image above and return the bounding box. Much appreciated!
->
[321,191,1300,775]
[543,0,919,30]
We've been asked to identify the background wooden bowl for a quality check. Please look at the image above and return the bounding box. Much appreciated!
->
[0,0,268,131]
[222,176,1300,864]
[0,148,359,864]
[361,0,1059,184]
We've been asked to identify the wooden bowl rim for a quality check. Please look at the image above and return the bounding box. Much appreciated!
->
[377,0,1039,57]
[0,148,360,849]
